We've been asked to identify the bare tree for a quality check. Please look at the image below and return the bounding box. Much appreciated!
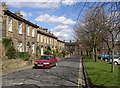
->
[103,2,120,72]
[96,2,120,72]
[74,6,106,62]
[74,22,93,57]
[74,2,120,72]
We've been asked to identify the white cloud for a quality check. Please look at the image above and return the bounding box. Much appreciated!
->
[20,11,27,17]
[2,0,76,3]
[51,25,75,41]
[20,11,32,17]
[53,29,75,41]
[5,2,60,8]
[62,0,76,5]
[51,25,69,32]
[35,14,76,25]
[28,12,32,16]
[4,0,76,9]
[4,0,76,4]
[50,25,69,33]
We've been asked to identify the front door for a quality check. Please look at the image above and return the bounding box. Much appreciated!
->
[41,47,43,55]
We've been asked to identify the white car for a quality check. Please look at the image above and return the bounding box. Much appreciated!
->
[114,57,120,65]
[109,55,120,65]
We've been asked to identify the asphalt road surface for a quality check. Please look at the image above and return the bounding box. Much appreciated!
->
[2,55,81,88]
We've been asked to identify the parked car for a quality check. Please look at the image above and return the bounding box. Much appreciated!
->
[108,54,120,65]
[103,55,112,61]
[98,54,103,59]
[33,55,58,69]
[98,54,112,61]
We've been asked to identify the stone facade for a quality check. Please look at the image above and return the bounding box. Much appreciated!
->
[65,41,80,55]
[57,40,65,52]
[2,10,39,56]
[98,41,120,55]
[37,28,65,55]
[1,3,65,58]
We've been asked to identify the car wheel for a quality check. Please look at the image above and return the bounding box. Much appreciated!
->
[33,66,36,69]
[114,61,118,65]
[105,59,107,62]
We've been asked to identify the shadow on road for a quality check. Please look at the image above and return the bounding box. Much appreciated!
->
[2,55,82,88]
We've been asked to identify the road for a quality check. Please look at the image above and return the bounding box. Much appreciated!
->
[2,55,81,88]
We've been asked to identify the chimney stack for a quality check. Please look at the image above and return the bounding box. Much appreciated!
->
[15,11,23,18]
[2,2,9,10]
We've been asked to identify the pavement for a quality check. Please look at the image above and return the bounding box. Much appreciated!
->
[2,55,86,88]
[2,65,33,76]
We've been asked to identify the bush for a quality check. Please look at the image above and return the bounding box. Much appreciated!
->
[47,46,51,51]
[6,46,16,59]
[2,38,31,60]
[2,38,13,48]
[2,38,16,59]
[53,52,60,57]
[44,50,52,55]
[53,50,63,58]
[61,50,66,57]
[17,52,30,61]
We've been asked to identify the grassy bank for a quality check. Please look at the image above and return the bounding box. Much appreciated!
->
[84,57,119,88]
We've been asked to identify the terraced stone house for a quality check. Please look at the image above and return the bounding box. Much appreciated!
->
[1,3,65,58]
[1,3,39,57]
[37,28,65,55]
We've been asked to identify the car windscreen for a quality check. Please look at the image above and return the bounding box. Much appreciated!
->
[114,55,120,58]
[40,56,51,60]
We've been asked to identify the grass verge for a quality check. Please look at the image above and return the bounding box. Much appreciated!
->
[83,57,119,88]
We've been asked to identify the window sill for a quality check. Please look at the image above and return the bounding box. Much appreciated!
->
[18,33,23,35]
[8,31,13,33]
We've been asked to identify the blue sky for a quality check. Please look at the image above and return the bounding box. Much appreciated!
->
[0,0,90,41]
[1,1,115,41]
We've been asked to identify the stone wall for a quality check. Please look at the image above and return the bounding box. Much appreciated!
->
[2,59,33,75]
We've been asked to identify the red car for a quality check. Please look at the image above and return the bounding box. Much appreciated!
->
[33,55,58,69]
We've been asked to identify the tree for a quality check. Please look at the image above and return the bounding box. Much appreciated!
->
[74,2,120,72]
[102,3,120,72]
[74,7,105,62]
[95,2,120,72]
